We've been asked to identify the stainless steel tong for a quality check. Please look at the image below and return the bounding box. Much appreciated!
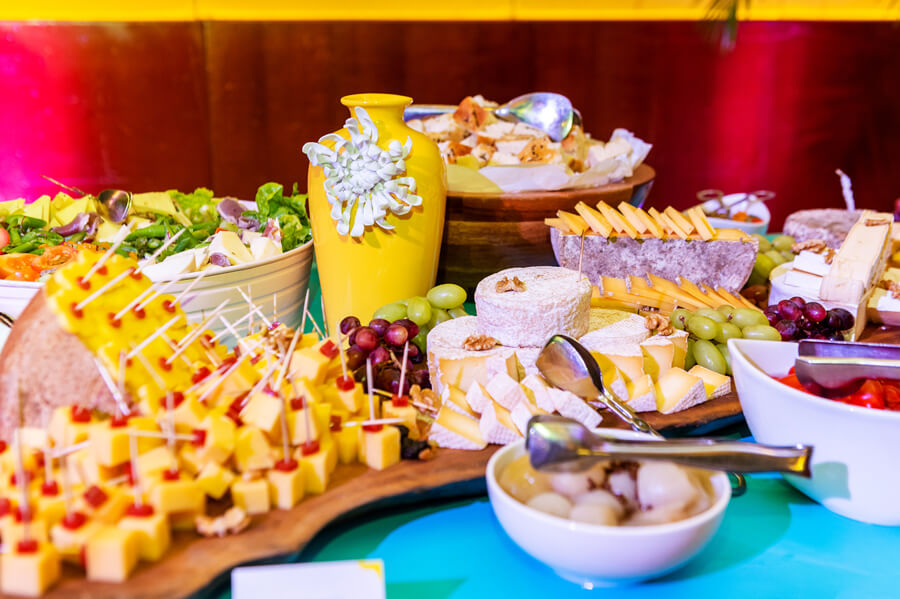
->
[794,339,900,397]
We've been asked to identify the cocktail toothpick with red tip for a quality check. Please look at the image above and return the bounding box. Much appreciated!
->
[80,226,130,284]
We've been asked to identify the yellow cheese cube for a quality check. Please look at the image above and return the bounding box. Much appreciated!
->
[267,464,305,510]
[0,541,61,597]
[331,420,359,465]
[296,439,337,494]
[177,444,203,476]
[129,416,164,454]
[655,368,707,414]
[118,509,171,562]
[688,365,732,399]
[287,406,320,445]
[335,381,364,413]
[234,426,274,472]
[47,406,94,446]
[288,376,323,404]
[382,402,418,439]
[288,348,330,385]
[85,526,140,582]
[1,516,50,546]
[77,485,131,525]
[50,517,102,562]
[148,475,205,516]
[168,509,200,531]
[164,394,209,434]
[231,478,270,515]
[90,422,131,467]
[196,413,236,465]
[136,446,177,480]
[359,426,401,471]
[196,461,235,500]
[240,392,283,439]
[35,492,66,528]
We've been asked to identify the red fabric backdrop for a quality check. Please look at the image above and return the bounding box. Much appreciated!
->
[1,21,898,228]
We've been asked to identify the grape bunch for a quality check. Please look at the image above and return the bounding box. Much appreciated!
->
[763,297,854,342]
[372,283,470,352]
[339,316,431,395]
[670,306,782,375]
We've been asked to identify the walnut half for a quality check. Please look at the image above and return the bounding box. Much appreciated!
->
[792,239,827,254]
[196,507,251,538]
[496,276,526,293]
[463,334,498,351]
[644,313,674,336]
[879,280,900,300]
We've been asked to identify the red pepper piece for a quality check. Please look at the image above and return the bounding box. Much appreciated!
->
[300,440,320,456]
[125,503,155,518]
[290,397,306,410]
[83,485,108,508]
[329,414,343,432]
[62,511,87,530]
[41,481,60,496]
[71,405,92,423]
[16,539,38,554]
[274,458,298,472]
[192,429,207,447]
[336,376,355,392]
[362,424,384,433]
[391,394,409,407]
[162,468,180,481]
[319,339,339,359]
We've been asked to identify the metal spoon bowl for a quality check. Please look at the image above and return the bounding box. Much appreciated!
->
[97,189,133,223]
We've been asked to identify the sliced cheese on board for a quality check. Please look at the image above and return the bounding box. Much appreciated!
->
[426,316,519,395]
[640,337,675,381]
[579,309,650,347]
[479,401,520,445]
[475,266,592,347]
[485,372,528,411]
[593,348,644,383]
[793,251,832,276]
[688,365,732,399]
[549,389,602,429]
[520,374,556,413]
[465,381,492,414]
[626,374,658,413]
[654,368,707,414]
[574,202,613,237]
[441,386,480,419]
[429,406,486,450]
[510,398,548,436]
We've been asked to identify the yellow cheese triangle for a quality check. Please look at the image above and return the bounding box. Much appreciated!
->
[665,207,695,236]
[597,202,638,238]
[617,202,648,234]
[574,202,613,237]
[631,206,663,238]
[544,217,569,233]
[687,207,715,241]
[556,210,588,236]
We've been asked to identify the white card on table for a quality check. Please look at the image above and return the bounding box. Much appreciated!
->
[232,559,386,599]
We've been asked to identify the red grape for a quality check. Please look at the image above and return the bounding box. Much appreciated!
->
[385,324,409,347]
[393,318,420,339]
[368,318,390,337]
[777,300,802,322]
[340,316,360,335]
[825,311,843,330]
[370,346,391,366]
[804,302,827,323]
[763,307,780,326]
[355,327,379,351]
[775,319,799,341]
[830,308,854,331]
[789,296,807,308]
[410,367,430,388]
[406,343,420,359]
[346,346,366,370]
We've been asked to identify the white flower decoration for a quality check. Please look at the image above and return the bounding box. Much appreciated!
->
[302,107,422,237]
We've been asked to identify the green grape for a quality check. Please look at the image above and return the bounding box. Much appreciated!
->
[448,306,469,318]
[763,249,787,266]
[715,322,742,344]
[718,343,733,375]
[426,284,467,310]
[693,339,728,375]
[373,302,407,322]
[746,270,768,288]
[398,298,410,306]
[732,308,768,328]
[780,250,795,261]
[406,297,433,326]
[694,308,726,323]
[684,340,697,370]
[427,307,451,329]
[670,308,692,331]
[752,234,772,252]
[412,328,430,352]
[686,315,719,341]
[772,235,796,253]
[752,253,776,280]
[742,324,782,341]
[717,305,737,319]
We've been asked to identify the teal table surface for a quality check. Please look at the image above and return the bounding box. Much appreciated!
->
[212,263,899,599]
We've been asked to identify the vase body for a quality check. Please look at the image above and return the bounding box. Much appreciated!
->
[307,93,447,335]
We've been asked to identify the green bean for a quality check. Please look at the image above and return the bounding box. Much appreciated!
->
[66,232,86,243]
[6,241,38,254]
[7,227,20,245]
[147,238,163,250]
[116,244,139,257]
[125,225,167,241]
[32,247,45,256]
[20,217,46,230]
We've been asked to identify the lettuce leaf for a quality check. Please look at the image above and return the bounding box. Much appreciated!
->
[250,182,311,251]
[168,187,218,225]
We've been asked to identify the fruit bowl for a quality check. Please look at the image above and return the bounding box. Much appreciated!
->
[702,192,771,236]
[729,338,900,525]
[486,429,730,586]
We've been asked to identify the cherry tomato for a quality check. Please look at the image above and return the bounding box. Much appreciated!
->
[0,227,8,249]
[843,379,886,410]
[0,254,40,281]
[33,244,76,270]
[883,383,900,411]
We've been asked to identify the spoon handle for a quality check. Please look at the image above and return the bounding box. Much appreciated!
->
[597,388,664,440]
[592,438,812,476]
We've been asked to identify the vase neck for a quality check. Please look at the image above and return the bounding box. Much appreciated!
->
[341,93,411,129]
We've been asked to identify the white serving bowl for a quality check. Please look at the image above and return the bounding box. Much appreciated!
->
[729,338,900,525]
[486,429,731,587]
[702,192,771,236]
[0,241,313,348]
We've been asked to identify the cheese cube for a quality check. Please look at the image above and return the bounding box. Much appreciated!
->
[0,542,61,597]
[297,443,333,494]
[50,517,102,561]
[594,350,644,383]
[148,476,204,515]
[288,407,321,446]
[35,493,66,528]
[47,406,94,446]
[626,374,658,412]
[267,465,305,509]
[428,407,486,450]
[688,365,732,399]
[289,376,324,404]
[85,526,140,582]
[90,422,131,467]
[178,445,203,476]
[1,517,50,546]
[196,461,235,500]
[330,420,359,465]
[234,426,274,472]
[240,392,283,439]
[77,485,131,524]
[335,381,365,413]
[196,413,236,465]
[136,446,177,480]
[655,368,707,414]
[288,348,331,385]
[640,337,675,381]
[169,510,202,531]
[118,510,171,562]
[231,478,270,515]
[485,372,528,411]
[166,395,209,433]
[358,426,400,471]
[129,416,164,453]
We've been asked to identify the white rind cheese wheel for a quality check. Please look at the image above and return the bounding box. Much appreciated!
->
[580,309,650,348]
[475,267,591,347]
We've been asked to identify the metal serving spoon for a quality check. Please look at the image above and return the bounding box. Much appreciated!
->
[526,415,811,476]
[404,92,576,142]
[97,189,133,223]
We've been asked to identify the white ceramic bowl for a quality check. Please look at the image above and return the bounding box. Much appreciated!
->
[486,429,731,587]
[729,338,900,525]
[0,241,313,348]
[702,192,771,236]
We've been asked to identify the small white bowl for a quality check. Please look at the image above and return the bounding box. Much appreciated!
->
[729,338,900,526]
[486,429,731,587]
[702,192,771,236]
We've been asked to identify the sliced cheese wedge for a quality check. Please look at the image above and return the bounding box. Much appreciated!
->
[574,202,613,237]
[626,374,658,413]
[485,372,528,411]
[479,401,521,445]
[688,365,732,399]
[593,349,644,383]
[597,202,638,237]
[687,207,715,241]
[510,398,548,436]
[556,210,589,236]
[666,330,689,369]
[520,374,555,412]
[665,206,695,237]
[617,202,648,234]
[549,389,602,429]
[429,407,486,450]
[654,368,707,414]
[640,337,675,381]
[631,206,663,238]
[465,381,492,414]
[442,385,480,419]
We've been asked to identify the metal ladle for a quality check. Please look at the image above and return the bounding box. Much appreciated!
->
[97,189,133,223]
[404,92,577,142]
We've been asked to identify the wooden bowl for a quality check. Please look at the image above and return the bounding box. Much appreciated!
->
[438,163,655,292]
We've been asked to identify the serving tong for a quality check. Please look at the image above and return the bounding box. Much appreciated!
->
[534,335,814,493]
[794,339,900,398]
[695,189,775,219]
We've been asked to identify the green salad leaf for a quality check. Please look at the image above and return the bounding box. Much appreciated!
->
[250,182,311,252]
[168,187,217,225]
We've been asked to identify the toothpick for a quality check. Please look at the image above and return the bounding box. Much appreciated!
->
[113,286,156,321]
[272,294,278,326]
[135,229,185,274]
[43,447,53,487]
[302,394,314,449]
[399,342,409,397]
[306,306,324,339]
[118,351,128,412]
[128,430,195,442]
[60,432,74,517]
[238,287,271,328]
[320,296,329,337]
[161,333,194,367]
[75,267,134,311]
[366,358,376,421]
[134,277,181,313]
[278,393,290,462]
[338,334,348,381]
[166,299,229,365]
[93,357,131,416]
[210,306,265,342]
[196,353,251,405]
[41,175,87,196]
[128,432,143,507]
[51,442,90,459]
[836,168,855,211]
[132,347,168,394]
[217,314,252,353]
[345,418,405,428]
[372,388,393,399]
[300,288,310,335]
[14,428,30,543]
[170,269,210,307]
[273,319,305,390]
[245,360,281,403]
[164,390,177,470]
[81,226,130,284]
[126,314,183,359]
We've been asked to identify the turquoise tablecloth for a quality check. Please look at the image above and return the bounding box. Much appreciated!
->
[212,264,899,599]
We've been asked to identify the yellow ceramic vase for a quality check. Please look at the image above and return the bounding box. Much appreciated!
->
[306,93,447,335]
